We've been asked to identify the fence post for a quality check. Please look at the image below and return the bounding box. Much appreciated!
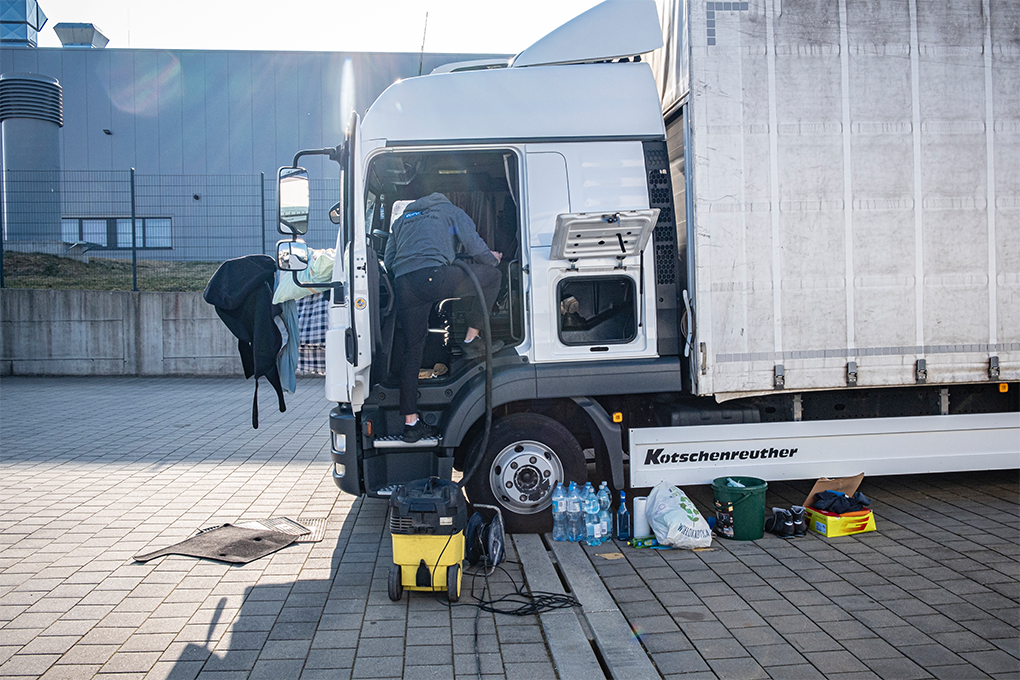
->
[260,171,266,255]
[130,167,138,292]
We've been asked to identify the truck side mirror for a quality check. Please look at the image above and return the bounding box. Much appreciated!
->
[278,167,309,235]
[276,240,310,272]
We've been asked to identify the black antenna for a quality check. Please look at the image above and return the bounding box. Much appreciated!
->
[418,12,428,76]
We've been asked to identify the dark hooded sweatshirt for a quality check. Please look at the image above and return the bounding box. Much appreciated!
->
[203,254,286,428]
[383,193,497,278]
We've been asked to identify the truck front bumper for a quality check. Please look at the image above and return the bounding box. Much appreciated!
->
[329,404,361,497]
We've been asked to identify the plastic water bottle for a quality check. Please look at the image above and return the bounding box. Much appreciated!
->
[585,483,602,546]
[566,482,583,542]
[551,482,567,542]
[616,490,631,541]
[582,484,594,544]
[598,482,612,544]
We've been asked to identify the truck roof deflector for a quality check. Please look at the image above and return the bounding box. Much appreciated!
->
[550,209,658,261]
[510,0,663,68]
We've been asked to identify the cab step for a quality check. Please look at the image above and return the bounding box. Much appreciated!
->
[372,434,442,449]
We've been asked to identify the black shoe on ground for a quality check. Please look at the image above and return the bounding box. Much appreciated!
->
[765,508,794,538]
[790,506,807,536]
[461,338,504,361]
[402,418,438,443]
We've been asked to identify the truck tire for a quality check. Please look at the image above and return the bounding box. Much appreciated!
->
[463,412,586,534]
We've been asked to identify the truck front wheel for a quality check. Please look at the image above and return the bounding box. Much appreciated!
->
[463,413,586,534]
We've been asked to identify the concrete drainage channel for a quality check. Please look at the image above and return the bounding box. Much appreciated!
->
[513,534,661,680]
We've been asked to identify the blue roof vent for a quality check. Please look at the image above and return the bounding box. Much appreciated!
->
[0,0,48,47]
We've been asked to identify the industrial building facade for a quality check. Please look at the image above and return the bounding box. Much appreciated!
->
[1,24,502,266]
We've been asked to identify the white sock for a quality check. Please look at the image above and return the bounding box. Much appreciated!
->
[464,337,475,344]
[406,415,418,427]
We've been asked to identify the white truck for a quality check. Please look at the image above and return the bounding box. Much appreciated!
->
[276,0,1018,532]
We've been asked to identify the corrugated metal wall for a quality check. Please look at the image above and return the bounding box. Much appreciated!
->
[0,47,504,177]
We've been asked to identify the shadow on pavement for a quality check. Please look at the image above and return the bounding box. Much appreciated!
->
[164,495,380,679]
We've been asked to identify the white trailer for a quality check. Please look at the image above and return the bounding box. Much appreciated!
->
[274,0,1019,532]
[632,0,1020,485]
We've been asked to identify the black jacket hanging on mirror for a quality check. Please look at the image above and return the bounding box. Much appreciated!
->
[203,254,286,428]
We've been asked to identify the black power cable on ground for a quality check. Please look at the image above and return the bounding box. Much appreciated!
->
[427,531,581,680]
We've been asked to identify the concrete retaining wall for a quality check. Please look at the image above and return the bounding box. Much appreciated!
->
[0,289,242,376]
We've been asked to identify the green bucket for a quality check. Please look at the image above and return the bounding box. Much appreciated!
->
[712,477,768,540]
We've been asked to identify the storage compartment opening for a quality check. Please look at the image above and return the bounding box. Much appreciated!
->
[558,276,636,346]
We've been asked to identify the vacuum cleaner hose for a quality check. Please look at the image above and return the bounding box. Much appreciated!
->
[452,259,494,489]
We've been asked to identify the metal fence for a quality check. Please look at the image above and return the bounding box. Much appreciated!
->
[1,169,340,291]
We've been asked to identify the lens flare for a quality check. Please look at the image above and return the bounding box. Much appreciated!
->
[107,52,182,117]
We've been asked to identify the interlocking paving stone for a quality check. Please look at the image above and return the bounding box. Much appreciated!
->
[705,655,770,679]
[551,470,1020,679]
[3,378,1019,679]
[744,642,808,667]
[0,378,567,680]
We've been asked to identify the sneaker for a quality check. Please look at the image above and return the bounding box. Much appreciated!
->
[461,337,504,361]
[765,508,794,538]
[790,506,807,537]
[402,418,438,443]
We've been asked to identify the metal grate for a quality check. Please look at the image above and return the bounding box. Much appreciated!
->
[389,514,415,534]
[643,141,678,286]
[232,517,327,542]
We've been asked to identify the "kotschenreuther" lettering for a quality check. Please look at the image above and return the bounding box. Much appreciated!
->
[643,447,798,465]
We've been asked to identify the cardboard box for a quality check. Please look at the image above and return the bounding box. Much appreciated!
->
[803,506,876,537]
[803,472,865,507]
[803,472,876,538]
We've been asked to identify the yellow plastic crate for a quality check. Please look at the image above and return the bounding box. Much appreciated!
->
[804,507,876,538]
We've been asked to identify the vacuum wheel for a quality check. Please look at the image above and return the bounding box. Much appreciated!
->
[447,563,460,603]
[387,563,403,601]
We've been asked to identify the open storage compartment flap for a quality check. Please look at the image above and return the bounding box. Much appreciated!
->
[550,209,658,260]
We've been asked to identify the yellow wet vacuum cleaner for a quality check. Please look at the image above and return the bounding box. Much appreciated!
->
[388,477,468,602]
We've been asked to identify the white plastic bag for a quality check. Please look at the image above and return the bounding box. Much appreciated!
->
[646,482,713,549]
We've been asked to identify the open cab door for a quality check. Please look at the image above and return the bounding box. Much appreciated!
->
[326,113,371,409]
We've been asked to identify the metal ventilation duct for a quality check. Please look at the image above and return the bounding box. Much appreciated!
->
[0,73,63,126]
[1,72,63,245]
[53,22,109,48]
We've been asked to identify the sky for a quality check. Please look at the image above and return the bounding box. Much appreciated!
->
[35,0,607,55]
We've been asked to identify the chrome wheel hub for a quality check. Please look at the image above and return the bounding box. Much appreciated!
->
[488,440,563,515]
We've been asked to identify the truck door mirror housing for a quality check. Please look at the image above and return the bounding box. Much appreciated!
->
[278,167,310,235]
[276,240,310,272]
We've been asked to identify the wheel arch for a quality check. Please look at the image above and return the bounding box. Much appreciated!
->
[454,396,622,490]
[461,410,587,533]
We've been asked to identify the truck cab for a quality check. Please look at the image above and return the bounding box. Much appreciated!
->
[282,0,677,532]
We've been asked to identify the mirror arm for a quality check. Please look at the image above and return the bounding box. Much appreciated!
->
[292,144,345,168]
[289,270,345,297]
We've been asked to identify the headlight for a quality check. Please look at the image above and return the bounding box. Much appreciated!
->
[333,463,346,478]
[332,433,346,453]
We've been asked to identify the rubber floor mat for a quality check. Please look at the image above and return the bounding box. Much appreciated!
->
[133,524,297,564]
[233,517,326,542]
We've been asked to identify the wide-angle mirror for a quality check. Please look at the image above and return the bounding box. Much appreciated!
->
[276,240,309,271]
